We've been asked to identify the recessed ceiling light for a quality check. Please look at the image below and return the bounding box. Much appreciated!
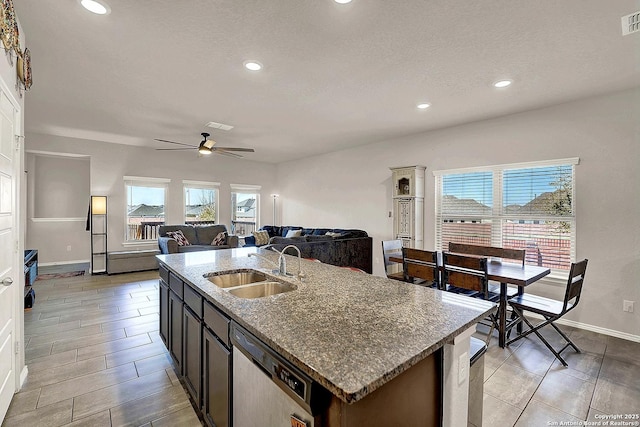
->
[79,0,110,15]
[417,103,431,109]
[494,80,512,88]
[244,61,263,71]
[335,0,352,3]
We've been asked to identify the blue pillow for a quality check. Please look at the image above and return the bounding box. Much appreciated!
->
[243,235,256,246]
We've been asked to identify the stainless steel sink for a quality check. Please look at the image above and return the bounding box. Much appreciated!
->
[205,270,268,288]
[227,281,297,299]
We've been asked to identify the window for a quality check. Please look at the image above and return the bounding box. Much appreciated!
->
[183,180,219,224]
[434,158,578,271]
[230,184,261,236]
[124,176,170,242]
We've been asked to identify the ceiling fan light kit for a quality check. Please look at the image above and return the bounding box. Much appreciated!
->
[198,144,212,155]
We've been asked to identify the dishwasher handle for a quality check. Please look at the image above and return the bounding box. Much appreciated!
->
[231,323,271,373]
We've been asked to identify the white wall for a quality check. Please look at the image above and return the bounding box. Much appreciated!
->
[25,134,278,257]
[24,154,91,264]
[276,88,640,337]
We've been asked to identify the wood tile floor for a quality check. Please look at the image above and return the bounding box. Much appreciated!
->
[2,271,202,427]
[2,271,639,426]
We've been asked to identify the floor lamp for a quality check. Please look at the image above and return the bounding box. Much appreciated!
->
[272,194,279,226]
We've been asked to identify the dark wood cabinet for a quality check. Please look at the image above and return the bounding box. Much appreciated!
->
[159,262,231,427]
[202,326,231,427]
[169,289,183,374]
[159,279,169,346]
[183,306,202,405]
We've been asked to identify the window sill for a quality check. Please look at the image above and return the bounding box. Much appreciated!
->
[122,241,158,247]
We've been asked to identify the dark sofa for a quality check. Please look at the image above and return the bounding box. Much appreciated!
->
[158,224,239,254]
[245,225,372,273]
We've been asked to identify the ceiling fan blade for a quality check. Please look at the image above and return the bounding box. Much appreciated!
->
[212,149,242,158]
[155,147,197,151]
[214,147,255,152]
[154,138,197,148]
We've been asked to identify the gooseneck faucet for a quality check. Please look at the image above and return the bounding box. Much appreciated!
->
[247,245,305,280]
[270,245,306,280]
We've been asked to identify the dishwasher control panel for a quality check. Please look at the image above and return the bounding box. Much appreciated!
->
[276,364,306,400]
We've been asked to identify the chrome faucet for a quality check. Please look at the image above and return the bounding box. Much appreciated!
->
[248,246,305,280]
[272,245,306,281]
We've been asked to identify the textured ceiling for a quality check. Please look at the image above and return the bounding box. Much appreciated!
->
[14,0,640,163]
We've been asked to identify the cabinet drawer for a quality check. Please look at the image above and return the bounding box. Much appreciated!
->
[184,284,203,319]
[159,263,169,283]
[204,302,230,347]
[169,272,184,299]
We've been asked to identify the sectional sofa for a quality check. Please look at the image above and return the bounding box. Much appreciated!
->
[244,225,373,273]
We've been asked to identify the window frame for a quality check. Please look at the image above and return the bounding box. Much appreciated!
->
[433,158,579,274]
[183,180,220,225]
[124,176,170,243]
[230,183,261,236]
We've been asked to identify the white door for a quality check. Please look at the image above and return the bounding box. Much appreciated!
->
[0,87,18,421]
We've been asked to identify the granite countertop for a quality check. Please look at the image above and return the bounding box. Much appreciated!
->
[157,247,495,403]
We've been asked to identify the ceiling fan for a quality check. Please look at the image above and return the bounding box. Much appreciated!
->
[155,133,255,158]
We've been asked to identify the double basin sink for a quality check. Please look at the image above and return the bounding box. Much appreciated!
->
[205,269,296,299]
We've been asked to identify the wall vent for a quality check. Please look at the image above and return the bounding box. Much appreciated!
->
[205,121,234,131]
[622,11,640,35]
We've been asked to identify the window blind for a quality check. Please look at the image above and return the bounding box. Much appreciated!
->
[435,159,578,271]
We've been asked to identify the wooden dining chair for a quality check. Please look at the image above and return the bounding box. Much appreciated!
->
[442,252,499,344]
[506,259,588,366]
[448,242,524,299]
[402,247,439,288]
[442,253,491,298]
[382,239,404,281]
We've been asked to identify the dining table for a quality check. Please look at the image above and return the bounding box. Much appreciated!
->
[388,254,550,347]
[485,261,550,347]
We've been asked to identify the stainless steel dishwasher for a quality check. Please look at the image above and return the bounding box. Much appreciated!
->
[230,322,331,427]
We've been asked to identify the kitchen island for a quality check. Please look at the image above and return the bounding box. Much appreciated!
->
[157,247,495,427]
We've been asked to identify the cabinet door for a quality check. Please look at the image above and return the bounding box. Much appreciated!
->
[183,307,202,406]
[202,327,231,427]
[159,280,169,347]
[168,290,183,374]
[395,199,413,237]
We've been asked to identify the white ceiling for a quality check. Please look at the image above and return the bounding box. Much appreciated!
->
[14,0,640,163]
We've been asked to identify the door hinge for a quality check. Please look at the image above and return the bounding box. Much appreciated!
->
[15,341,20,355]
[14,135,24,150]
[14,240,19,253]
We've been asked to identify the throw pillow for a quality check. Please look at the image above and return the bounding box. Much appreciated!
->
[252,230,270,246]
[325,232,343,238]
[167,230,190,246]
[285,229,302,238]
[211,231,227,246]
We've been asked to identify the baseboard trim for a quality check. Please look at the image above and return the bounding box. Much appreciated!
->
[39,259,90,267]
[526,313,640,343]
[19,366,28,389]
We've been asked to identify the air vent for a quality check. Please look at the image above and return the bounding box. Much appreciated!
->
[622,11,640,35]
[206,121,234,131]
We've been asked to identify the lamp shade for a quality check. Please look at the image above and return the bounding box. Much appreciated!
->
[91,196,107,215]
